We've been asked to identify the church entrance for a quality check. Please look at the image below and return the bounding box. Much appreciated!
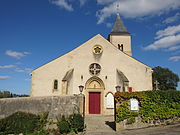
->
[89,92,101,114]
[85,77,105,115]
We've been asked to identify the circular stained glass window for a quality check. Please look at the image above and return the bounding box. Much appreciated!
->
[89,63,101,75]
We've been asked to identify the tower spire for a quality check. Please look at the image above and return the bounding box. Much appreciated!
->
[108,3,132,56]
[111,3,129,34]
[111,14,128,34]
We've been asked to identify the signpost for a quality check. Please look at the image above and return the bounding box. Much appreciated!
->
[106,93,114,109]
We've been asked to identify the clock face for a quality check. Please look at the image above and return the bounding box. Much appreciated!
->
[89,63,101,76]
[93,45,103,54]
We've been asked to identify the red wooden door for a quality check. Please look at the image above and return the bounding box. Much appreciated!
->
[89,92,101,114]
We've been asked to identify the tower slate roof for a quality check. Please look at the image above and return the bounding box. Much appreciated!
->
[111,14,130,34]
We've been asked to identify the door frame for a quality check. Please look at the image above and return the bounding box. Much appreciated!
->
[85,77,105,115]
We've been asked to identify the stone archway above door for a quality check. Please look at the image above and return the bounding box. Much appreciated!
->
[85,77,105,114]
[85,77,105,90]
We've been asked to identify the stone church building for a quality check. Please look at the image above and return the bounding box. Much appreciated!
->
[30,14,152,115]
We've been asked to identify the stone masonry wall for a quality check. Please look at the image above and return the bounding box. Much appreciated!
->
[0,95,84,120]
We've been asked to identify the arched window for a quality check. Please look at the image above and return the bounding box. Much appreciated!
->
[118,44,124,51]
[118,44,121,50]
[120,44,124,51]
[54,80,58,90]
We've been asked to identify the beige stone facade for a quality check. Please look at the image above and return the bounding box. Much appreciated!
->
[30,15,152,115]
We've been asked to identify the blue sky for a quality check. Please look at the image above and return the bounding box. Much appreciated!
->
[0,0,180,94]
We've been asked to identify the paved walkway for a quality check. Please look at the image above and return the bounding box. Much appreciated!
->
[84,115,180,135]
[117,124,180,135]
[85,115,115,134]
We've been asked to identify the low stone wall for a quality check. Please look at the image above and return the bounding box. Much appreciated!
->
[116,117,180,131]
[0,95,84,120]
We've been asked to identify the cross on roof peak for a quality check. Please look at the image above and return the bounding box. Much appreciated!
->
[116,3,120,16]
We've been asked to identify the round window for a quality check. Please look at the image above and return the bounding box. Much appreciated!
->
[89,63,101,75]
[93,45,103,54]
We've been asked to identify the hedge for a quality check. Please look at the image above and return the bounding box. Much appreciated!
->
[115,90,180,123]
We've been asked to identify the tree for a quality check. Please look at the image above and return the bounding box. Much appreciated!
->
[0,91,11,98]
[0,90,29,98]
[152,66,179,90]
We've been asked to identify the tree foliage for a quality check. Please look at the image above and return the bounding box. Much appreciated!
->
[152,66,179,90]
[0,90,29,98]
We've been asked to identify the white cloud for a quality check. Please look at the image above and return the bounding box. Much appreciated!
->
[50,0,87,10]
[96,0,180,24]
[25,78,31,81]
[0,76,10,80]
[0,65,16,69]
[144,34,180,50]
[50,0,73,11]
[79,0,87,6]
[168,46,180,51]
[24,52,31,55]
[169,56,180,61]
[163,13,180,24]
[156,24,180,39]
[96,2,116,24]
[49,0,180,24]
[15,68,32,73]
[144,24,180,51]
[97,0,115,5]
[5,50,30,59]
[15,62,22,65]
[106,22,113,28]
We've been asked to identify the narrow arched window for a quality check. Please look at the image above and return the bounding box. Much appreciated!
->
[54,80,58,89]
[118,44,121,50]
[120,44,124,51]
[118,44,124,51]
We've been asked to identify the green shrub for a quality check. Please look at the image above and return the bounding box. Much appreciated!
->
[116,101,138,122]
[57,114,85,134]
[27,128,50,135]
[0,112,40,134]
[57,120,70,134]
[38,112,49,128]
[116,102,130,122]
[0,132,6,135]
[68,113,84,133]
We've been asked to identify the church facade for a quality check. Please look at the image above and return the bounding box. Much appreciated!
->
[30,15,152,115]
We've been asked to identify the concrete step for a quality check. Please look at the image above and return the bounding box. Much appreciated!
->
[85,115,115,133]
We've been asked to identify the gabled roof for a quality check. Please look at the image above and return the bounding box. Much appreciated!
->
[111,14,130,35]
[32,34,151,72]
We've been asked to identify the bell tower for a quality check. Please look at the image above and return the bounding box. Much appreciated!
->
[108,14,132,56]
